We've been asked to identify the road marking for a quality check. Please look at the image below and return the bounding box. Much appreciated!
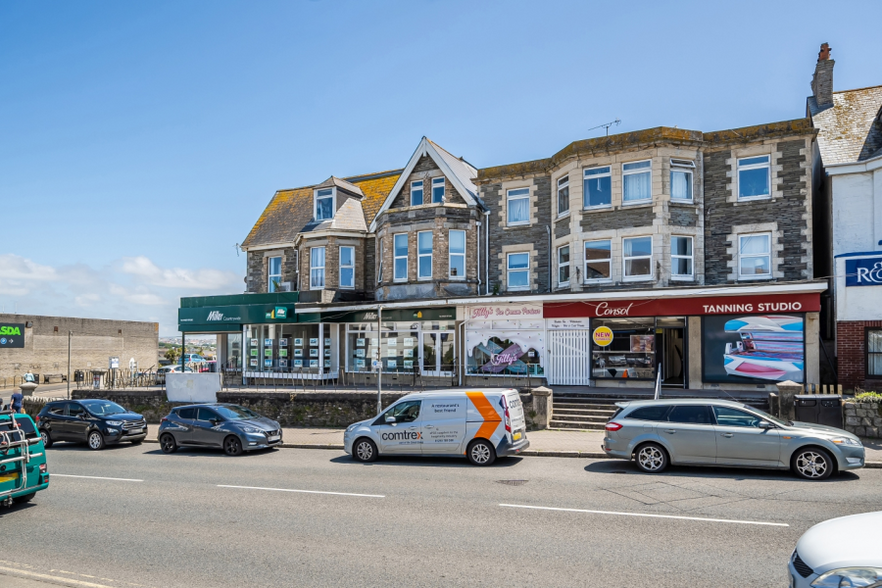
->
[53,474,144,482]
[499,503,789,527]
[0,564,115,587]
[218,484,384,498]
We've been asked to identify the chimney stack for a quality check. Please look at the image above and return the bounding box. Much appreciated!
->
[811,42,835,108]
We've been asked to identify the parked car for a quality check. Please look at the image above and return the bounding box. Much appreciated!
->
[601,399,864,480]
[36,400,147,450]
[0,410,50,507]
[154,364,194,384]
[789,511,882,587]
[344,389,529,466]
[182,354,206,364]
[157,404,282,456]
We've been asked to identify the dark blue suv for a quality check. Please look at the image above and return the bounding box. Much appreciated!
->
[158,404,282,456]
[37,400,147,450]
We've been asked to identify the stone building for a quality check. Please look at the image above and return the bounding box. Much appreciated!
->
[0,314,159,384]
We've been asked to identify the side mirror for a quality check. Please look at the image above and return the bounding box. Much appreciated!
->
[758,421,773,429]
[78,414,87,420]
[210,419,221,426]
[385,416,396,423]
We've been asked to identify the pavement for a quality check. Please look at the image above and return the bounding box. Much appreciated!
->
[5,442,882,587]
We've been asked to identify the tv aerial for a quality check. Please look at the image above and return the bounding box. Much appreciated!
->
[588,119,622,136]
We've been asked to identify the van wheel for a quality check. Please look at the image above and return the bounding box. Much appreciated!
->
[353,438,378,463]
[40,430,53,448]
[467,439,496,466]
[634,443,668,473]
[87,431,105,451]
[13,492,36,504]
[792,447,833,480]
[160,434,178,454]
[223,436,243,456]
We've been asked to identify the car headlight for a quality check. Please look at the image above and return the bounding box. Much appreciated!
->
[106,421,123,426]
[240,426,264,435]
[831,437,862,446]
[812,567,882,587]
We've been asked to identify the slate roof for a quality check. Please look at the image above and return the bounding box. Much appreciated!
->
[241,169,401,249]
[809,85,882,165]
[427,138,478,203]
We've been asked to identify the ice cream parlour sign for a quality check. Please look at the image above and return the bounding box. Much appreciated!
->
[469,304,543,321]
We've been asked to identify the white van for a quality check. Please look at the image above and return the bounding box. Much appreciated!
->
[343,389,530,466]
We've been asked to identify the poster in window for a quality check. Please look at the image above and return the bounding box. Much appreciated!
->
[324,359,331,368]
[250,358,258,367]
[309,338,319,347]
[294,348,303,358]
[387,359,397,368]
[387,338,397,347]
[324,338,331,347]
[630,335,655,353]
[403,360,413,369]
[294,338,303,347]
[403,337,414,347]
[264,349,272,357]
[279,359,287,368]
[355,359,365,368]
[371,349,378,359]
[404,349,413,358]
[387,348,397,357]
[264,339,273,347]
[309,360,318,368]
[279,339,288,347]
[279,349,288,358]
[250,349,258,357]
[324,348,331,357]
[702,314,804,384]
[356,338,366,347]
[310,349,319,358]
[294,359,303,368]
[355,349,365,358]
[250,339,258,348]
[264,359,272,368]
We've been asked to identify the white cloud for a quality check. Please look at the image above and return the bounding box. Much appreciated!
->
[120,256,239,290]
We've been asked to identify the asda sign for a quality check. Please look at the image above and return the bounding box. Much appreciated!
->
[0,323,25,348]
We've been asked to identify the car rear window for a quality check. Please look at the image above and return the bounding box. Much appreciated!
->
[176,408,196,419]
[627,406,670,421]
[667,406,712,424]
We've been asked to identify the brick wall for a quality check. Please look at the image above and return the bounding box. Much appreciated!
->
[837,320,882,391]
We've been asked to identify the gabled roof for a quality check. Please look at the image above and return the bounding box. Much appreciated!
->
[314,176,365,197]
[369,137,480,232]
[809,85,882,166]
[241,170,401,249]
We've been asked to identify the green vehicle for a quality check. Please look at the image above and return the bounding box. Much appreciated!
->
[0,410,50,507]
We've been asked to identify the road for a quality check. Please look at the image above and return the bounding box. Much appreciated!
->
[2,443,881,588]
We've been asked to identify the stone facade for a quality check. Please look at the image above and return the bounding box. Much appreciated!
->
[0,314,158,383]
[844,402,882,439]
[246,247,298,293]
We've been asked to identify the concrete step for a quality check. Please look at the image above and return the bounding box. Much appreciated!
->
[552,402,618,411]
[549,420,607,431]
[551,412,610,422]
[552,408,615,417]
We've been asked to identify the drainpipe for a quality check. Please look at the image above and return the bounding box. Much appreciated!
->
[476,220,482,292]
[484,210,490,295]
[377,306,383,413]
[546,225,552,292]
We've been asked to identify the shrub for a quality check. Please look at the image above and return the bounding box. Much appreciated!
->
[852,391,882,404]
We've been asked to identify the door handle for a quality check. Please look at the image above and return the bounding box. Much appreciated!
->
[721,433,734,438]
[424,425,434,429]
[664,429,676,434]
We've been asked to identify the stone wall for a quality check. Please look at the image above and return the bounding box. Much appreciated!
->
[246,247,298,293]
[844,402,882,439]
[0,314,158,382]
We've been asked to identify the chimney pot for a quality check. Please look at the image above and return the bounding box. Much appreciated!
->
[811,42,835,108]
[818,42,831,61]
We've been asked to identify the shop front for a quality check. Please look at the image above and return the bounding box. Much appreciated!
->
[544,286,824,391]
[323,307,457,384]
[463,304,546,385]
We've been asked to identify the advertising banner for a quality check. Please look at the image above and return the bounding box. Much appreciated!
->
[0,323,25,348]
[845,256,882,287]
[702,314,805,384]
[545,293,819,318]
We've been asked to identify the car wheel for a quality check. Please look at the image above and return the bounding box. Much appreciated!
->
[13,492,36,504]
[159,433,177,454]
[39,430,53,448]
[352,438,378,463]
[635,443,668,473]
[467,439,496,466]
[791,447,834,480]
[87,431,105,451]
[223,435,243,456]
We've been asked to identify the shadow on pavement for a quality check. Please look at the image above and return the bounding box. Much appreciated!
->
[330,455,524,468]
[584,459,862,482]
[43,441,140,452]
[141,447,280,458]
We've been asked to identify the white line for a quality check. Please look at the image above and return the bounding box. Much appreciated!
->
[0,565,115,587]
[499,503,789,527]
[53,474,144,482]
[218,484,384,498]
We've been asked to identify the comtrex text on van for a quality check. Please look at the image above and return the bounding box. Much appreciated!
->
[344,389,529,465]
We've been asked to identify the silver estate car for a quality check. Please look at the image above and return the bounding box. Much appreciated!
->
[789,511,882,587]
[601,399,864,480]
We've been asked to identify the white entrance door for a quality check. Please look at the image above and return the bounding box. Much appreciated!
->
[421,331,454,377]
[549,330,592,385]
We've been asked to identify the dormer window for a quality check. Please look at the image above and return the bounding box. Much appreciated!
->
[410,180,424,206]
[432,177,445,203]
[315,188,335,220]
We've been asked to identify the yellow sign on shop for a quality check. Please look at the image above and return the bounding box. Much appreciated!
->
[593,326,614,347]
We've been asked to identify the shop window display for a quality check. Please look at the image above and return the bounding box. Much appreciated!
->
[466,320,545,377]
[591,318,656,380]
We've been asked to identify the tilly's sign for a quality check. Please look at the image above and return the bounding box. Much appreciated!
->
[0,323,25,348]
[845,257,882,287]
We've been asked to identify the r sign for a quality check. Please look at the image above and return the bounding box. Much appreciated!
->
[845,257,882,287]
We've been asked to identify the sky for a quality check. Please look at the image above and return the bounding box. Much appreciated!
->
[1,0,881,336]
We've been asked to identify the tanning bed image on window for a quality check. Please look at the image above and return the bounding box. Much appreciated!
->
[722,315,804,382]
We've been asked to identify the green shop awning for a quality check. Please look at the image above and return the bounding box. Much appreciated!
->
[178,292,308,333]
[324,307,456,323]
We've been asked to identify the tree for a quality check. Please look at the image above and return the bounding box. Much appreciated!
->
[164,347,181,363]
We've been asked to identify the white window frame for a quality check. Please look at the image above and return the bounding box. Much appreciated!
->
[417,231,433,281]
[267,256,282,292]
[410,180,424,207]
[584,239,612,283]
[557,245,570,287]
[506,188,530,226]
[449,229,466,280]
[622,160,652,204]
[738,232,772,280]
[622,236,653,281]
[670,236,694,281]
[309,247,325,290]
[737,155,771,200]
[393,233,408,282]
[507,252,530,291]
[556,175,570,217]
[583,166,612,209]
[314,188,336,221]
[431,177,445,204]
[670,159,695,202]
[339,246,355,289]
